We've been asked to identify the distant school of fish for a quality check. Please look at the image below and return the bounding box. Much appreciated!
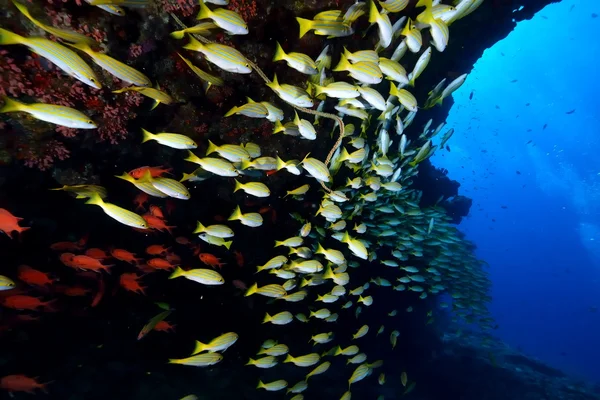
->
[0,0,488,397]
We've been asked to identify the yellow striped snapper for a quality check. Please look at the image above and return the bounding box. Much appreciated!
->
[115,173,168,198]
[233,180,270,198]
[267,74,313,108]
[241,142,261,158]
[0,96,96,129]
[339,147,366,164]
[335,104,369,120]
[379,57,409,85]
[379,0,408,13]
[225,101,269,119]
[293,111,317,140]
[85,193,147,229]
[245,97,283,122]
[347,353,368,365]
[391,40,408,62]
[228,206,263,227]
[315,244,346,265]
[368,1,393,48]
[193,332,238,353]
[287,380,308,394]
[183,37,250,74]
[284,353,320,367]
[313,81,359,99]
[257,380,287,391]
[141,128,197,149]
[329,220,346,231]
[0,28,100,88]
[300,222,311,237]
[284,184,310,198]
[349,363,372,385]
[198,233,232,249]
[272,121,300,137]
[169,267,225,285]
[0,275,16,291]
[168,352,222,367]
[258,344,289,356]
[334,53,383,85]
[306,361,331,379]
[343,47,379,64]
[390,83,418,112]
[300,156,331,183]
[317,203,342,222]
[193,222,234,238]
[205,141,250,162]
[11,0,96,45]
[269,268,295,280]
[263,311,293,325]
[51,184,108,199]
[409,47,432,86]
[416,0,449,52]
[296,17,354,38]
[197,1,248,35]
[341,231,368,260]
[401,19,423,53]
[171,22,218,39]
[281,290,307,302]
[317,294,339,304]
[358,295,373,306]
[185,152,238,177]
[334,345,359,356]
[358,87,386,111]
[89,3,125,15]
[344,2,367,23]
[67,42,150,87]
[288,259,323,274]
[112,85,173,110]
[141,174,190,200]
[256,255,288,272]
[275,236,303,248]
[273,42,317,75]
[436,73,468,105]
[246,356,278,368]
[177,52,224,92]
[309,309,331,319]
[244,283,287,298]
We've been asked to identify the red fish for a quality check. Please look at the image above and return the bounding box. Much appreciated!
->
[133,192,149,211]
[143,215,175,234]
[198,253,225,269]
[17,265,54,287]
[111,249,142,264]
[234,251,244,268]
[129,166,172,179]
[85,248,109,260]
[119,273,145,295]
[70,255,112,273]
[0,375,50,394]
[2,295,55,311]
[0,208,29,239]
[146,244,169,256]
[149,205,164,219]
[153,320,175,333]
[146,258,176,271]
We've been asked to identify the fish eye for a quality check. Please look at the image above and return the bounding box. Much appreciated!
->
[87,120,94,124]
[90,77,96,82]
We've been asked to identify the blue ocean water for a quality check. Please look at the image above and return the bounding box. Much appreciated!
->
[433,0,600,383]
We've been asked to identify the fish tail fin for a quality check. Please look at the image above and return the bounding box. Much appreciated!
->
[224,106,238,117]
[272,41,286,62]
[223,240,232,250]
[368,0,381,23]
[141,128,155,143]
[0,96,27,114]
[205,140,218,155]
[228,205,242,221]
[233,179,243,193]
[170,30,185,39]
[239,159,251,170]
[275,156,287,171]
[168,266,185,279]
[182,36,203,52]
[185,150,202,165]
[256,380,265,389]
[283,354,293,363]
[196,0,212,20]
[262,313,271,323]
[0,28,25,45]
[85,192,104,207]
[333,53,351,72]
[150,98,160,111]
[389,81,400,97]
[244,282,257,296]
[333,346,342,356]
[272,120,285,134]
[192,221,204,234]
[313,83,324,97]
[296,17,313,39]
[192,340,205,354]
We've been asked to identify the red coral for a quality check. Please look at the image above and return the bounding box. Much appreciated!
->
[21,140,70,171]
[228,0,258,22]
[160,0,197,17]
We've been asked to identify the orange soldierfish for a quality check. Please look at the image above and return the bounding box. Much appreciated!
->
[111,249,143,264]
[85,248,109,260]
[2,295,56,311]
[119,273,146,295]
[142,214,175,234]
[0,375,50,394]
[17,265,54,287]
[146,244,169,256]
[0,208,29,239]
[70,255,112,273]
[198,253,225,269]
[153,320,175,333]
[149,205,164,219]
[146,258,176,271]
[129,166,172,179]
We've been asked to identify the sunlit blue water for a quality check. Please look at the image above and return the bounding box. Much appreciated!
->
[432,0,600,383]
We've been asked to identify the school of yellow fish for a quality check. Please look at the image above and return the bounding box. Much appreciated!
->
[0,0,489,397]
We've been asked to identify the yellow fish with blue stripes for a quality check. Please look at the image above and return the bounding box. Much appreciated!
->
[85,193,148,229]
[141,128,197,149]
[197,1,248,35]
[0,96,96,129]
[183,37,251,74]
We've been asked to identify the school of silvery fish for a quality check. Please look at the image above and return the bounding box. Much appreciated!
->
[0,0,489,397]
